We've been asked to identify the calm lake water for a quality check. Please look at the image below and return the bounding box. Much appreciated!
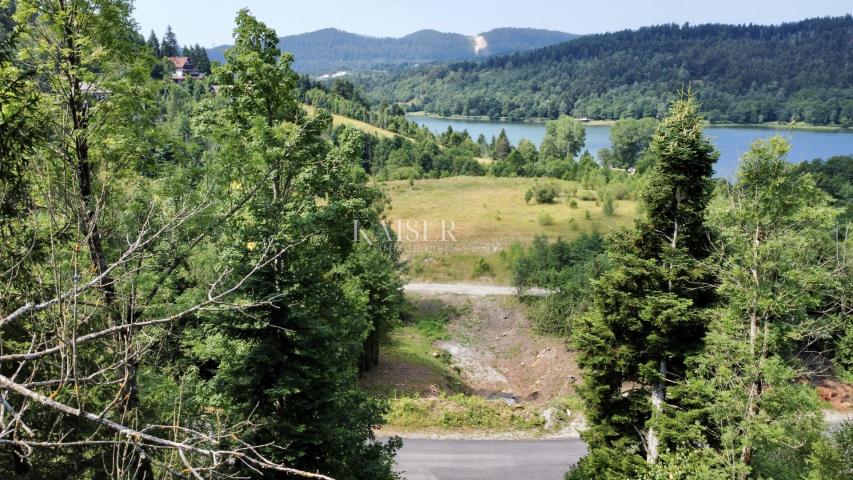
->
[407,115,853,178]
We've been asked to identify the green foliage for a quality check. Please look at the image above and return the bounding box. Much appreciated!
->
[601,193,615,216]
[386,394,546,431]
[512,234,605,335]
[639,449,729,480]
[537,211,555,226]
[793,155,853,223]
[179,11,405,478]
[470,257,494,278]
[609,118,659,168]
[534,183,559,204]
[364,17,853,125]
[161,25,179,57]
[837,323,853,380]
[806,421,853,479]
[541,116,586,159]
[573,96,717,476]
[672,136,848,479]
[494,128,512,160]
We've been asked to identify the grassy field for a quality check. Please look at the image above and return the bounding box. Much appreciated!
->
[303,104,402,139]
[380,176,638,282]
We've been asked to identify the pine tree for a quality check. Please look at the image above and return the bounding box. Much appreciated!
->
[494,128,511,160]
[161,25,178,57]
[193,43,211,73]
[677,137,846,478]
[187,10,401,478]
[146,29,160,57]
[571,95,718,478]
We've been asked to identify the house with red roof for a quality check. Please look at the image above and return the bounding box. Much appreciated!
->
[168,56,205,83]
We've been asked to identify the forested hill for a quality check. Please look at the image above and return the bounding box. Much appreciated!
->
[361,16,853,125]
[207,27,576,73]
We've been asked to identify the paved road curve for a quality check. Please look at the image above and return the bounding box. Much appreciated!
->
[393,438,586,480]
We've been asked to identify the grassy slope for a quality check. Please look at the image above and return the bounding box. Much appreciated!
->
[381,176,638,283]
[302,104,400,138]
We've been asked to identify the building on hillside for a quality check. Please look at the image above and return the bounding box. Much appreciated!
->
[168,56,205,83]
[80,82,110,101]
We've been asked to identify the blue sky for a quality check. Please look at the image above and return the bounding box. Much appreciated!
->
[133,0,852,47]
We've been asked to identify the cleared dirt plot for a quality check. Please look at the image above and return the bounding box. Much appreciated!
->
[363,293,585,438]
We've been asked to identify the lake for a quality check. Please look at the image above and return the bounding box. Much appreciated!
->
[407,115,853,178]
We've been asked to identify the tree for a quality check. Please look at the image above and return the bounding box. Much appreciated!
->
[679,137,848,479]
[192,43,211,73]
[146,29,160,57]
[187,10,401,478]
[160,25,179,57]
[540,115,585,160]
[493,127,511,160]
[0,4,403,479]
[0,2,343,478]
[572,96,717,478]
[517,138,539,164]
[793,155,853,223]
[610,118,659,168]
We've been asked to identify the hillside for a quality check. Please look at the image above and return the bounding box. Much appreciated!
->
[208,27,577,73]
[361,16,853,125]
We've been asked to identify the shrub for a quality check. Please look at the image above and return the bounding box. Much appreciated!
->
[471,258,494,278]
[584,210,591,220]
[836,323,853,380]
[609,183,630,200]
[524,188,534,204]
[537,212,555,226]
[569,199,578,208]
[578,190,597,201]
[535,184,559,204]
[602,193,615,216]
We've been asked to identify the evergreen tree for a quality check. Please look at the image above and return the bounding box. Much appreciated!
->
[571,96,718,478]
[193,43,211,73]
[493,128,511,160]
[161,25,178,57]
[674,137,847,479]
[188,10,401,478]
[146,29,160,57]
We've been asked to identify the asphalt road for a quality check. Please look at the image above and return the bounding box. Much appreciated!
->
[393,438,586,480]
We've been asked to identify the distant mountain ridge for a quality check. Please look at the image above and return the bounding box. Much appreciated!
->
[363,16,853,125]
[207,27,577,73]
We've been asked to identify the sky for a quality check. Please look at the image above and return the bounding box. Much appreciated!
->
[133,0,852,47]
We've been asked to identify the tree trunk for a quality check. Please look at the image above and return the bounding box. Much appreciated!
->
[60,3,152,478]
[740,228,763,479]
[647,360,667,463]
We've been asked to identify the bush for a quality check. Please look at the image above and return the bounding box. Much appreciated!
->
[836,323,853,380]
[470,258,494,277]
[537,212,555,226]
[535,184,559,204]
[578,190,597,201]
[524,188,534,204]
[602,193,615,216]
[584,210,591,220]
[569,199,578,208]
[609,183,630,200]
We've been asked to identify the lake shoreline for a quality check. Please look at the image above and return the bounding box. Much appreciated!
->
[405,112,853,132]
